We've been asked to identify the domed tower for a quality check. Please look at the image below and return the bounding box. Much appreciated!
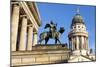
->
[68,8,89,55]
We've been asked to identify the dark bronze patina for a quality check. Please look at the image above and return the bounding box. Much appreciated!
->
[38,21,65,44]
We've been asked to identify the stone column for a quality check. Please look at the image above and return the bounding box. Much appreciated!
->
[33,32,38,46]
[27,26,33,50]
[69,39,70,49]
[71,37,74,50]
[19,16,27,51]
[11,3,20,51]
[86,37,89,50]
[73,37,75,50]
[79,36,81,49]
[84,37,86,49]
[81,36,84,49]
[70,40,72,50]
[76,36,79,50]
[69,38,71,49]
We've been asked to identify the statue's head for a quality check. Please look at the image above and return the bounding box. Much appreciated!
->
[50,21,54,24]
[44,23,50,29]
[59,27,65,34]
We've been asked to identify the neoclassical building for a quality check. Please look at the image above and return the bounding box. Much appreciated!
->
[68,8,95,62]
[11,1,41,51]
[11,1,70,66]
[11,1,95,66]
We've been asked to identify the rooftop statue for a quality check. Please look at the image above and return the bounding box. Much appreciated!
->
[38,21,65,44]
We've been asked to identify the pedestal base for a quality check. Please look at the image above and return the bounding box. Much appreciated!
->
[32,44,68,50]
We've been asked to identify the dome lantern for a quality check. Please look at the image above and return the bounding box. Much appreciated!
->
[71,8,84,26]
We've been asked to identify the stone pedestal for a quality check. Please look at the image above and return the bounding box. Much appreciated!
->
[32,44,68,50]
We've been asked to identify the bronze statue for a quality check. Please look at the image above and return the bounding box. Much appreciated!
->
[44,21,57,38]
[38,21,65,44]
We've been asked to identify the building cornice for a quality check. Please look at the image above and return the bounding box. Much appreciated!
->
[19,1,39,31]
[34,2,41,26]
[27,2,41,26]
[68,31,88,38]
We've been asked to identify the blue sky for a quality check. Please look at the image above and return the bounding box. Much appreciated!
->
[36,2,96,51]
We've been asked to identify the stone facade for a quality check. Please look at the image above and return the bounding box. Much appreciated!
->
[11,45,70,66]
[11,1,42,66]
[11,1,41,51]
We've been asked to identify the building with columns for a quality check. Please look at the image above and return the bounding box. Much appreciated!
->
[68,8,95,62]
[11,1,41,51]
[11,1,95,66]
[11,1,70,66]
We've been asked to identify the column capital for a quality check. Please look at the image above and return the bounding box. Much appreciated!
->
[20,15,27,18]
[11,2,19,6]
[27,24,33,27]
[33,32,38,34]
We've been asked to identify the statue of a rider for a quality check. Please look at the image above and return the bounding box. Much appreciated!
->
[45,21,57,38]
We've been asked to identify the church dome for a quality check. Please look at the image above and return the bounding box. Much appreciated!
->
[71,14,84,26]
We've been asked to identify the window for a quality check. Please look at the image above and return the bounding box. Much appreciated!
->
[78,26,80,28]
[74,26,76,28]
